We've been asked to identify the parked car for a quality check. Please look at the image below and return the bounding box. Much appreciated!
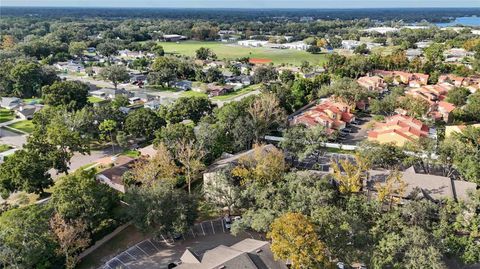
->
[224,216,232,229]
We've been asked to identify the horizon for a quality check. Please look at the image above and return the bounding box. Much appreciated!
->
[2,0,480,9]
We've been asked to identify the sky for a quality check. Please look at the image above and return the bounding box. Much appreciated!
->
[2,0,480,8]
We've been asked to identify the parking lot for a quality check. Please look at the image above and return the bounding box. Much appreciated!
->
[336,116,372,145]
[99,218,259,269]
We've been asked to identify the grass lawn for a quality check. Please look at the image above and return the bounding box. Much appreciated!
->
[181,90,208,98]
[0,144,12,153]
[7,120,35,134]
[0,109,14,123]
[211,84,261,101]
[88,96,106,104]
[22,98,43,105]
[77,225,150,269]
[158,41,328,66]
[326,147,356,154]
[121,149,141,158]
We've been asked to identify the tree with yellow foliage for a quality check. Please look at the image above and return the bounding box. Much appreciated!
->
[268,212,329,269]
[1,35,15,50]
[317,38,328,48]
[330,154,371,194]
[375,170,407,209]
[129,143,179,187]
[248,93,287,143]
[231,144,286,185]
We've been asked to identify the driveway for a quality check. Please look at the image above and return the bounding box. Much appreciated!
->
[50,147,115,179]
[0,127,27,148]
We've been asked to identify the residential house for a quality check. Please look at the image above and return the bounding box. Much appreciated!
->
[144,97,174,110]
[280,41,311,51]
[445,123,480,138]
[175,239,288,269]
[444,48,473,63]
[171,80,193,91]
[95,156,136,193]
[438,74,466,87]
[406,48,423,60]
[368,167,477,202]
[368,115,429,146]
[238,40,269,47]
[372,70,429,87]
[89,88,131,100]
[415,41,432,49]
[206,84,235,97]
[54,61,85,73]
[0,97,21,110]
[133,92,152,103]
[406,84,456,122]
[162,34,187,42]
[15,104,43,120]
[203,145,277,207]
[291,99,355,133]
[357,75,387,92]
[129,74,147,85]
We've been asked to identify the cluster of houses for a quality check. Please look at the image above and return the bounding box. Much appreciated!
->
[291,99,355,135]
[0,97,43,120]
[89,87,175,111]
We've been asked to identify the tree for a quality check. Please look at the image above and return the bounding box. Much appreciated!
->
[162,96,214,123]
[354,43,370,54]
[111,95,130,109]
[375,170,407,208]
[0,149,53,199]
[268,212,328,269]
[0,205,59,268]
[253,65,278,84]
[424,43,446,65]
[231,144,286,185]
[279,69,295,84]
[129,143,179,187]
[99,65,129,89]
[1,35,16,50]
[68,41,87,57]
[42,80,89,111]
[464,92,480,121]
[96,42,118,57]
[399,95,430,118]
[331,154,371,194]
[446,87,471,106]
[195,47,216,60]
[154,123,195,152]
[99,119,118,154]
[319,78,370,108]
[372,226,446,269]
[125,183,197,236]
[204,171,241,213]
[247,93,286,142]
[152,44,165,56]
[124,108,165,140]
[175,139,206,194]
[50,170,119,231]
[300,124,330,163]
[10,61,44,98]
[280,124,308,164]
[50,213,90,269]
[357,141,407,169]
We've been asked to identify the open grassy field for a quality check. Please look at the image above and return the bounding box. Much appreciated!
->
[88,96,105,104]
[8,120,35,134]
[0,109,14,123]
[159,41,328,66]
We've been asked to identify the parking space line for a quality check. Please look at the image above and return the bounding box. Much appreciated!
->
[148,239,160,252]
[200,222,206,236]
[125,250,136,260]
[190,228,196,238]
[136,245,149,256]
[115,257,128,267]
[211,220,215,234]
[221,219,225,233]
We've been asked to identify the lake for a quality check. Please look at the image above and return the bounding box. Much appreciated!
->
[436,16,480,27]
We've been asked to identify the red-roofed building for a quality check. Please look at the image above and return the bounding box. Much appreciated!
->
[405,85,456,122]
[372,70,428,87]
[291,98,355,133]
[357,75,387,92]
[368,115,429,146]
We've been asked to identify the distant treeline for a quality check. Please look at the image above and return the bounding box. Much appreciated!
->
[1,7,480,23]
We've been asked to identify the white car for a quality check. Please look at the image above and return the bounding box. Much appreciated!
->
[224,216,232,230]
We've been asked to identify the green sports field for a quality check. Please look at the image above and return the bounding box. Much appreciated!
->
[158,41,328,66]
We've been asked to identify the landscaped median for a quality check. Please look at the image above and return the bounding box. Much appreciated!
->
[6,120,35,134]
[0,109,14,123]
